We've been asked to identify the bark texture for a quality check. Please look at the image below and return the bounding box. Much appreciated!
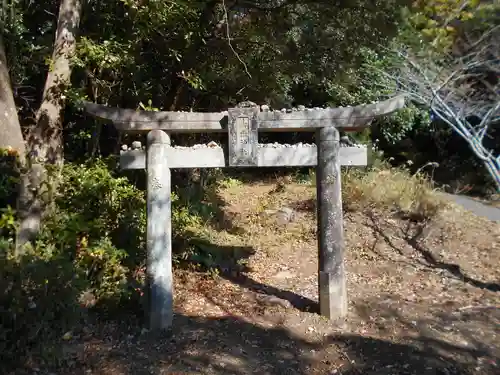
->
[17,0,82,250]
[0,35,25,158]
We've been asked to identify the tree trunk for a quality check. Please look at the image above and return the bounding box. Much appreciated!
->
[17,0,82,250]
[0,35,25,159]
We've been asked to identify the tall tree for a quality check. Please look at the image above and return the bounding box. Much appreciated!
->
[17,0,83,248]
[381,0,500,190]
[0,34,25,159]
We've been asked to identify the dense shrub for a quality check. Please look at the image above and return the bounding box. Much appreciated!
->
[0,148,20,219]
[0,160,146,367]
[54,160,147,265]
[0,158,208,369]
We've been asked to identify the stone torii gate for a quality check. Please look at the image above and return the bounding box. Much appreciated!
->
[84,96,405,330]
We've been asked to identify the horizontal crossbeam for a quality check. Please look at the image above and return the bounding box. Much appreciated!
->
[83,96,405,133]
[120,145,368,169]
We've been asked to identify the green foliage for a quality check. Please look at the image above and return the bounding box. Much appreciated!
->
[408,0,488,52]
[0,206,17,238]
[375,105,431,145]
[0,230,139,367]
[54,160,147,263]
[217,177,243,189]
[0,157,221,369]
[3,0,495,191]
[171,191,203,238]
[0,160,147,367]
[0,148,20,210]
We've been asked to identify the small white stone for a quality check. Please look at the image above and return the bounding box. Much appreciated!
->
[131,141,142,149]
[298,105,306,111]
[121,144,128,151]
[261,104,270,112]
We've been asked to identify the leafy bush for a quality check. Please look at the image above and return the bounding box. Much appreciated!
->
[0,159,149,368]
[0,148,20,215]
[0,157,232,369]
[55,160,147,265]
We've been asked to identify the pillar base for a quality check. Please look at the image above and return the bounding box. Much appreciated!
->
[318,270,347,320]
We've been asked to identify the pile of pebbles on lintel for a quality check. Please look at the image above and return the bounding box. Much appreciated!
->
[121,139,366,151]
[258,104,336,112]
[171,102,376,113]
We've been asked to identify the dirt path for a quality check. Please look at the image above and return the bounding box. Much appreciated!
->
[50,182,499,375]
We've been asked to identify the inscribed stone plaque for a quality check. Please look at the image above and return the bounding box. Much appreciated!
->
[228,107,259,166]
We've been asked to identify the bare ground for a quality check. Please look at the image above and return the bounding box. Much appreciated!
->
[33,181,500,374]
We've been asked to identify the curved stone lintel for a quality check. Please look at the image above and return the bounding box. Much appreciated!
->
[82,95,406,132]
[82,102,228,132]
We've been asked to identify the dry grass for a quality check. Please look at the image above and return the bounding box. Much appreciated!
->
[340,166,448,220]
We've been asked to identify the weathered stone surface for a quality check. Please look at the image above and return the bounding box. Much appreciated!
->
[236,100,258,108]
[119,144,368,169]
[275,207,295,225]
[262,207,296,225]
[83,96,405,132]
[146,130,173,331]
[255,293,292,309]
[316,126,347,320]
[227,106,259,167]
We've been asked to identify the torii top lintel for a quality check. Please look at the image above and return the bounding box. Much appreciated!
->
[82,95,406,133]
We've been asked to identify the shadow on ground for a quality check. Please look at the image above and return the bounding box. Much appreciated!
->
[48,309,497,375]
[352,295,500,374]
[366,211,500,293]
[182,231,318,314]
[220,268,318,313]
[177,181,248,236]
